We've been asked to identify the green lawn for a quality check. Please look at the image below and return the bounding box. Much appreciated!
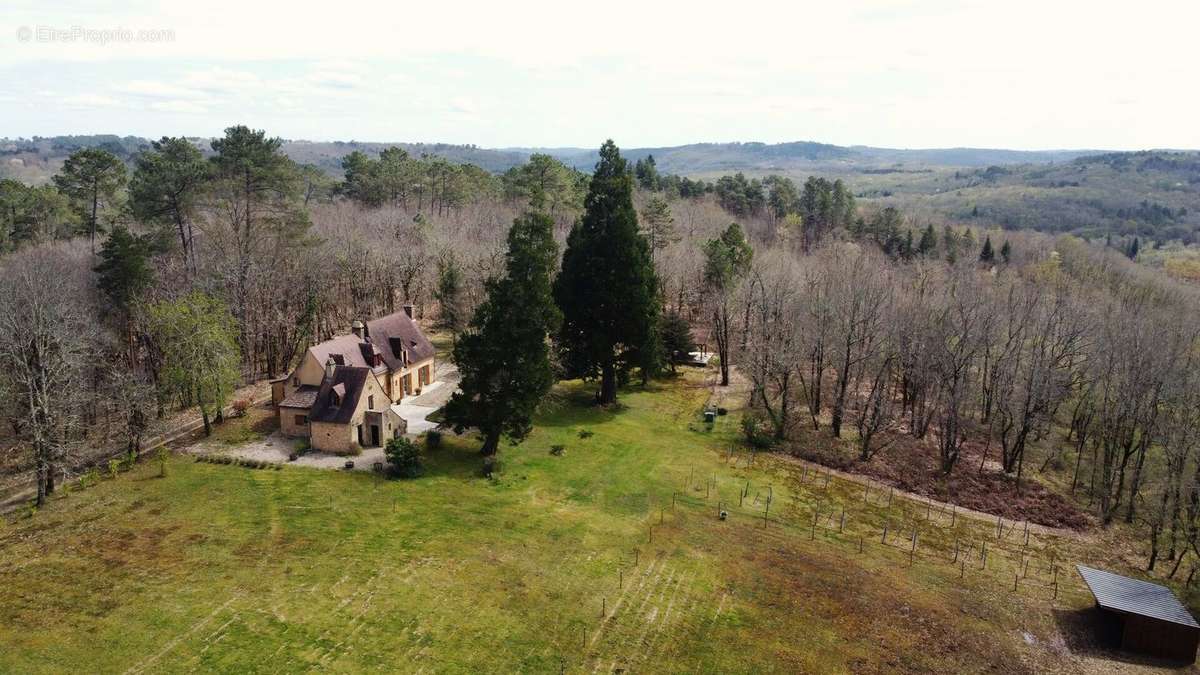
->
[0,374,1101,673]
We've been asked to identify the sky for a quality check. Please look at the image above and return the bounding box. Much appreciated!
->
[1,0,1197,151]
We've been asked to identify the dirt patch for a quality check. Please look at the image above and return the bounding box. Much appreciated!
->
[781,426,1091,530]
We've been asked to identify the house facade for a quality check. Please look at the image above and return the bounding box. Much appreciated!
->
[272,306,436,453]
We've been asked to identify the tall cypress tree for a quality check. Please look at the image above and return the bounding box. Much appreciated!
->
[917,224,937,257]
[555,141,660,405]
[444,211,561,457]
[979,235,995,263]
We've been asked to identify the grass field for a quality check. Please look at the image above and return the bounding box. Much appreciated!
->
[0,372,1162,673]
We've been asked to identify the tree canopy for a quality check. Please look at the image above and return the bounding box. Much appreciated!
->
[444,210,562,456]
[554,141,660,404]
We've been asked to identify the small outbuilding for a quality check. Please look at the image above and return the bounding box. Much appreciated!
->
[1076,564,1200,663]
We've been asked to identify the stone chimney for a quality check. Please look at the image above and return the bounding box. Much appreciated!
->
[325,357,336,380]
[402,303,414,319]
[351,319,365,340]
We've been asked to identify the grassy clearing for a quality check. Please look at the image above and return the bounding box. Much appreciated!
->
[0,372,1149,673]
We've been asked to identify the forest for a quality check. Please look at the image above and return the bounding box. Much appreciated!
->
[3,126,1200,589]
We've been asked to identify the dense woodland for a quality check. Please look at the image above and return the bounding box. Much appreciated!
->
[4,127,1200,584]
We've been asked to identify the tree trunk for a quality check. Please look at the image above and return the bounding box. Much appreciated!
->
[831,345,852,438]
[35,456,48,507]
[599,360,617,405]
[201,407,211,436]
[480,428,501,456]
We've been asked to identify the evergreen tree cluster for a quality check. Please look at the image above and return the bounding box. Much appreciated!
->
[340,147,496,215]
[447,140,669,461]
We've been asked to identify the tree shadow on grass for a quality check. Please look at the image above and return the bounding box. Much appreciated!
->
[1052,607,1193,670]
[417,436,490,480]
[533,381,632,428]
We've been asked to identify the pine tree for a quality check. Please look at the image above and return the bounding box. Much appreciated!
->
[95,225,155,313]
[917,224,937,257]
[1128,237,1140,260]
[979,235,995,263]
[434,252,466,334]
[445,211,562,456]
[639,196,677,259]
[999,239,1012,264]
[554,141,660,405]
[129,137,209,272]
[659,311,696,375]
[53,148,127,253]
[901,230,914,260]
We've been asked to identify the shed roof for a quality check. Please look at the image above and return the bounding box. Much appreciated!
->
[279,385,319,409]
[1077,565,1199,628]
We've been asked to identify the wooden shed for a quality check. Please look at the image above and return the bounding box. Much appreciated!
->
[1076,564,1200,663]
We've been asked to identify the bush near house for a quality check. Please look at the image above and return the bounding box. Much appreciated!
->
[385,437,422,478]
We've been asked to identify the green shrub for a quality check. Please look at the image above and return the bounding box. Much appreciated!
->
[108,459,121,479]
[385,437,422,478]
[425,430,442,450]
[741,413,775,449]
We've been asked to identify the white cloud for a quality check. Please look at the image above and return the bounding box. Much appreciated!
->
[61,93,120,107]
[150,99,207,114]
[1,0,1199,149]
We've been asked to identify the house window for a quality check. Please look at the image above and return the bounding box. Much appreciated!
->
[403,374,413,396]
[295,414,308,426]
[419,365,430,386]
[368,395,375,409]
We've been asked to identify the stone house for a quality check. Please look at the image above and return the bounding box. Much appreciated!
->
[272,306,436,453]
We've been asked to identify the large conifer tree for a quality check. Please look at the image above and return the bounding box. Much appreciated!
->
[554,141,660,405]
[444,211,561,456]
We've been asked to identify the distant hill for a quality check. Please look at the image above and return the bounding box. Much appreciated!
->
[526,143,1100,173]
[1,135,1110,184]
[4,134,1198,242]
[517,141,855,173]
[855,151,1200,242]
[281,140,527,174]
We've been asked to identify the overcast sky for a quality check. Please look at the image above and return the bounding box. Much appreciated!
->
[2,0,1196,150]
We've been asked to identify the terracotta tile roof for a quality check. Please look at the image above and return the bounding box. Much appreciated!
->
[310,366,370,424]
